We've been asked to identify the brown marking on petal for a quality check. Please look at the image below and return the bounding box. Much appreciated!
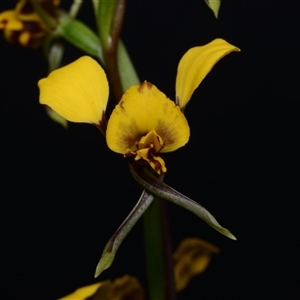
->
[123,131,167,174]
[138,81,153,93]
[119,100,125,110]
[157,122,175,146]
[0,19,8,28]
[151,158,164,175]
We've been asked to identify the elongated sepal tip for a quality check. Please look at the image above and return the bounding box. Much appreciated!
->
[214,223,237,240]
[94,252,114,278]
[205,0,221,19]
[224,231,237,241]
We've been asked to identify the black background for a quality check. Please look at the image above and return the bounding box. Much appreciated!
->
[1,1,299,299]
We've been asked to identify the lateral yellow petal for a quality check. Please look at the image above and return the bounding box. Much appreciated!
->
[38,56,109,124]
[106,81,190,154]
[176,39,240,109]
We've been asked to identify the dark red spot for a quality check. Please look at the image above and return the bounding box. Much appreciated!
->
[119,100,125,110]
[138,81,153,93]
[0,20,8,28]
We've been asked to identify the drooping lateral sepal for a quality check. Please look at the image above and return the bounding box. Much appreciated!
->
[129,162,237,240]
[95,189,155,278]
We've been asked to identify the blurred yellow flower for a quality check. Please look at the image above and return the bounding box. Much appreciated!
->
[0,0,59,48]
[59,275,145,300]
[173,237,220,291]
[59,238,218,299]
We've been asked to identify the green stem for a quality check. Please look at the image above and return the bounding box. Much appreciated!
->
[69,0,83,18]
[143,197,176,300]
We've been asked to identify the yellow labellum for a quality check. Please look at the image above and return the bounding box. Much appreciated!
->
[125,129,167,174]
[176,38,241,109]
[107,81,190,154]
[38,56,109,124]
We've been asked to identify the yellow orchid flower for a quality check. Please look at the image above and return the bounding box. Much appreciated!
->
[39,39,240,175]
[0,0,60,48]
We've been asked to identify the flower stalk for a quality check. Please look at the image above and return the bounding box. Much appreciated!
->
[96,0,126,102]
[143,197,177,300]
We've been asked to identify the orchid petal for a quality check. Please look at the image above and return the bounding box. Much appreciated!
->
[176,38,240,109]
[38,56,109,124]
[106,81,190,153]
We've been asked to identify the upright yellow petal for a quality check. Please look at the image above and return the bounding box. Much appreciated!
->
[38,56,109,124]
[106,81,190,154]
[176,39,240,109]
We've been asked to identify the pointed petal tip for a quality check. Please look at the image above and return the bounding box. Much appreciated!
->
[94,252,113,278]
[176,38,241,109]
[228,232,237,241]
[213,223,237,241]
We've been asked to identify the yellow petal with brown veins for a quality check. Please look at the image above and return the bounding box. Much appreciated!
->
[107,81,190,154]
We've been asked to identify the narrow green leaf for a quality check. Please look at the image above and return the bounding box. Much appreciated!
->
[96,0,125,51]
[129,162,237,240]
[117,40,140,90]
[56,12,104,63]
[95,189,154,277]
